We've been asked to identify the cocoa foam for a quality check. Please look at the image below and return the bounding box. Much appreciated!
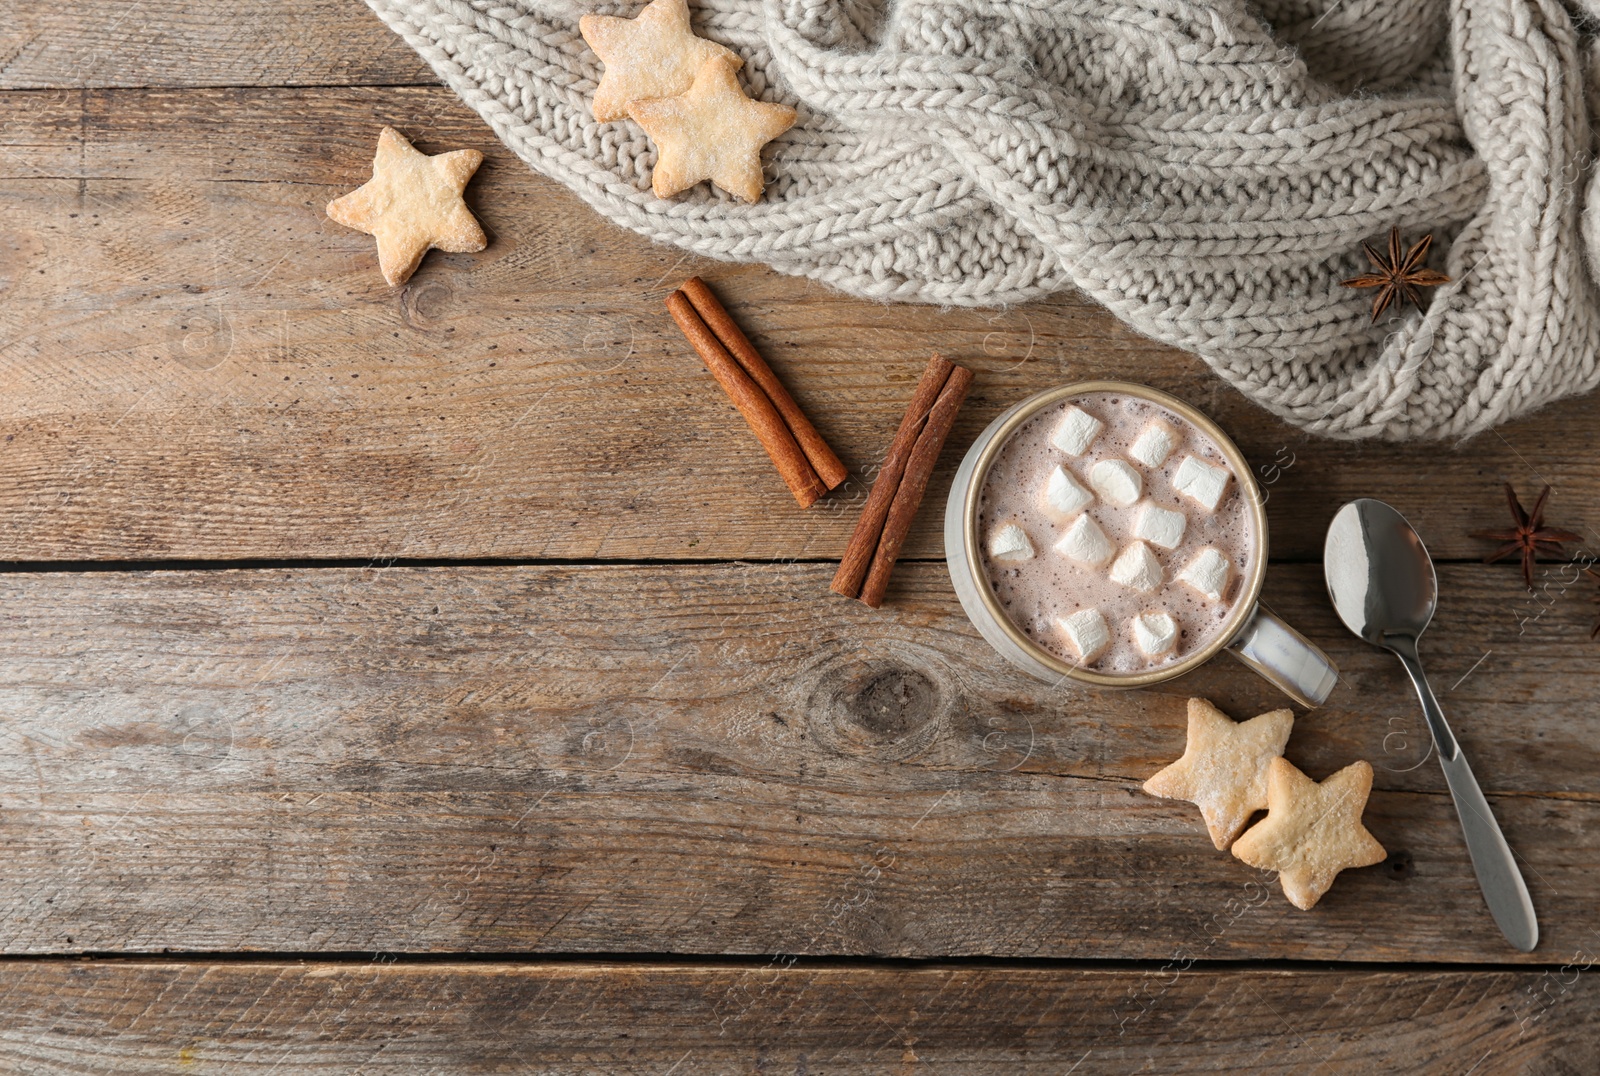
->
[977,392,1255,674]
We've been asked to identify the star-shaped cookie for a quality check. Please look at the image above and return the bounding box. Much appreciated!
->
[326,127,486,286]
[627,55,797,203]
[1142,698,1294,850]
[579,0,741,123]
[1231,758,1387,910]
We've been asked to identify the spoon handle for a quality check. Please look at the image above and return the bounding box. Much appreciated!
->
[1393,645,1539,952]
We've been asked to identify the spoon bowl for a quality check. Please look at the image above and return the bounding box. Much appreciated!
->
[1324,499,1537,951]
[1324,498,1438,645]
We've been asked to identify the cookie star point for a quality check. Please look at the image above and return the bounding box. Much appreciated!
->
[1143,698,1294,850]
[628,54,797,203]
[431,147,486,192]
[580,0,741,123]
[1231,758,1387,910]
[327,126,487,287]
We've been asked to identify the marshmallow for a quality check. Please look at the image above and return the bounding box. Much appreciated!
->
[1110,541,1163,593]
[1132,500,1187,550]
[1177,547,1232,602]
[988,522,1035,562]
[1054,513,1115,567]
[1132,612,1178,657]
[1058,607,1110,662]
[1051,406,1103,456]
[1089,458,1142,506]
[1129,421,1178,468]
[1043,465,1094,518]
[1173,455,1231,512]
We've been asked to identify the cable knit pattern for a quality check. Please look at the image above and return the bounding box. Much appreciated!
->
[364,0,1600,439]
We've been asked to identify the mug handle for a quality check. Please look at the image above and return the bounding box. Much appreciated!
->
[1226,605,1339,708]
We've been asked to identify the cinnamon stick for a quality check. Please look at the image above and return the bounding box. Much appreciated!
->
[666,290,827,508]
[830,355,954,599]
[858,364,974,607]
[680,277,848,490]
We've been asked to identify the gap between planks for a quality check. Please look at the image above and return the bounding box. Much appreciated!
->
[0,953,1576,974]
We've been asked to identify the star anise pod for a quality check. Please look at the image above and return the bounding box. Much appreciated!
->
[1340,228,1451,323]
[1470,483,1582,590]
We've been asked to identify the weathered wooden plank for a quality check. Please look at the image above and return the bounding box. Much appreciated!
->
[0,959,1591,1073]
[0,85,1595,564]
[0,1,433,89]
[0,561,1592,959]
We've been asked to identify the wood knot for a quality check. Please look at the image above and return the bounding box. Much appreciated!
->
[804,652,951,761]
[400,279,454,329]
[1383,850,1414,881]
[840,667,937,739]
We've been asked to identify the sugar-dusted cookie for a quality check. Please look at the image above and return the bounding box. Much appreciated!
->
[1231,758,1387,910]
[326,127,486,286]
[1142,698,1294,850]
[579,0,741,123]
[627,55,796,203]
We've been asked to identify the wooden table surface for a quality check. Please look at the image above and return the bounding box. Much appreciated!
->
[3,2,1599,1071]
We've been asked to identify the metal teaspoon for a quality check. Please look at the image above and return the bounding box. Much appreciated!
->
[1324,498,1537,951]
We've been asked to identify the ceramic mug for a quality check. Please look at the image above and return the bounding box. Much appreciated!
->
[943,381,1338,707]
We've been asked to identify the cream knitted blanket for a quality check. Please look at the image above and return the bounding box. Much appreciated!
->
[365,0,1600,440]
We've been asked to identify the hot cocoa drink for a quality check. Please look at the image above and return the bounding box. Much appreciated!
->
[977,391,1255,673]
